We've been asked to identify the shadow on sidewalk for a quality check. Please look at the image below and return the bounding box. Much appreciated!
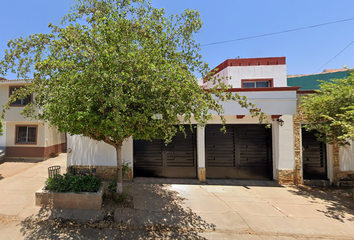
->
[287,185,354,223]
[134,177,283,187]
[18,182,215,239]
[1,159,46,164]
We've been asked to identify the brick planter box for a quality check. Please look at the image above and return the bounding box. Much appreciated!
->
[35,184,103,210]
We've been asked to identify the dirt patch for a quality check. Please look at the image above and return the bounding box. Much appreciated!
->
[0,162,37,179]
[102,194,134,209]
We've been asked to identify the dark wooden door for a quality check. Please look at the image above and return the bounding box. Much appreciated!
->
[206,124,272,179]
[302,129,327,180]
[237,125,273,179]
[205,125,237,178]
[134,125,197,178]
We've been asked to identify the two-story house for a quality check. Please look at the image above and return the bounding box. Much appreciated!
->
[0,79,66,160]
[67,57,301,184]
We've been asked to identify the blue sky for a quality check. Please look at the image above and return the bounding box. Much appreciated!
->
[1,0,354,79]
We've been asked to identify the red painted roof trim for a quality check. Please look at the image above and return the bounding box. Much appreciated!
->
[209,57,286,78]
[271,115,282,119]
[0,79,33,82]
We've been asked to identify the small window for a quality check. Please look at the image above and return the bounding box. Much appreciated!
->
[242,79,273,88]
[16,126,37,144]
[9,87,32,106]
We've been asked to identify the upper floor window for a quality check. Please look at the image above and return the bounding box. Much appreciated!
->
[242,79,273,88]
[9,86,32,106]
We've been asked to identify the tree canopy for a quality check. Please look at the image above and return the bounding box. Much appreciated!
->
[0,0,263,192]
[301,72,354,146]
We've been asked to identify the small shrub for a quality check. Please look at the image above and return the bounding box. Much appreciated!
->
[107,178,130,202]
[114,190,129,202]
[45,173,102,193]
[122,162,131,178]
[108,178,117,195]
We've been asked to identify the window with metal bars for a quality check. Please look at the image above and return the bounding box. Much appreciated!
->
[16,126,37,144]
[9,87,32,106]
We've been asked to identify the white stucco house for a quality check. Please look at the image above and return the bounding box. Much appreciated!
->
[0,79,66,160]
[67,56,301,184]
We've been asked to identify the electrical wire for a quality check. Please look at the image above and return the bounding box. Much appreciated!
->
[200,17,354,47]
[314,39,354,73]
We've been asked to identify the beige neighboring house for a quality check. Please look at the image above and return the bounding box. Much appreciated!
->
[0,79,66,160]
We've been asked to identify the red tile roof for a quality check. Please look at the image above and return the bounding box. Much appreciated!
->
[0,78,33,82]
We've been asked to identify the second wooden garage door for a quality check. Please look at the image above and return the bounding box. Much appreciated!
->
[206,124,272,180]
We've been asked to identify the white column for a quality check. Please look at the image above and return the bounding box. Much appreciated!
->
[277,115,295,169]
[197,125,206,182]
[273,115,296,183]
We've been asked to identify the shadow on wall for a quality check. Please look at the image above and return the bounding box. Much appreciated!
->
[19,182,215,239]
[68,135,117,167]
[287,186,354,223]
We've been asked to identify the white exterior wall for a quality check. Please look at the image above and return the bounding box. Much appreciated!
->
[0,122,6,149]
[67,135,133,168]
[206,65,287,88]
[67,89,297,172]
[44,124,66,147]
[209,91,297,116]
[0,82,39,122]
[339,142,354,171]
[272,115,295,178]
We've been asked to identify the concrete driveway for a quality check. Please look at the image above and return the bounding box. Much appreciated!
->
[170,182,354,239]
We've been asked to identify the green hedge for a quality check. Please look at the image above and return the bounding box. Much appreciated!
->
[45,173,102,193]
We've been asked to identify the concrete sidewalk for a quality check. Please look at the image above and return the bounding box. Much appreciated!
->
[0,154,67,220]
[0,154,354,239]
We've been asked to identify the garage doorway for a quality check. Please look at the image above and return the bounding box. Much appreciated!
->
[133,125,197,178]
[205,124,272,180]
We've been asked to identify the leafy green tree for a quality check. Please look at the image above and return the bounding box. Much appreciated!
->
[0,119,3,136]
[0,0,264,192]
[302,72,354,146]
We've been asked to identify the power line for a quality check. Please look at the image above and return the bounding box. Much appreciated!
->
[314,39,354,73]
[201,17,354,47]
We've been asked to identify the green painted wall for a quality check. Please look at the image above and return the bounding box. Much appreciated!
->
[287,70,350,90]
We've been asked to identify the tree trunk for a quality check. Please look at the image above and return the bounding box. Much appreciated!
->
[115,144,123,194]
[332,137,340,185]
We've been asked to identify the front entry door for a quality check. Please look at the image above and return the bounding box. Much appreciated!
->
[302,128,327,180]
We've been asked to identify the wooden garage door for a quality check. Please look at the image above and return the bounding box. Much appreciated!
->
[134,125,197,178]
[206,124,272,179]
[302,128,327,180]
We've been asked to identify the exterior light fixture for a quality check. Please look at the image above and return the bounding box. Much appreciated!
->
[153,113,163,120]
[277,118,284,127]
